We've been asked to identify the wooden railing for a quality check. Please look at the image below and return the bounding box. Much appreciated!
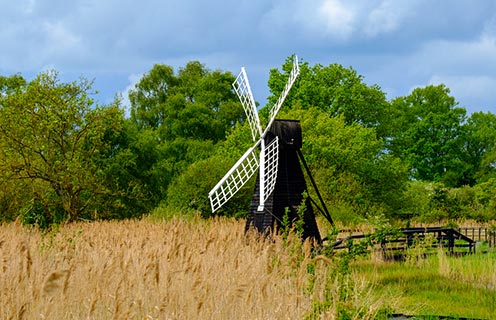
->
[457,227,496,247]
[333,227,481,256]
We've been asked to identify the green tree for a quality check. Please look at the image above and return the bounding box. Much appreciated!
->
[388,85,467,186]
[463,111,496,183]
[129,64,176,129]
[0,74,26,94]
[129,62,244,143]
[0,71,124,223]
[472,178,496,221]
[127,62,246,209]
[0,76,23,220]
[267,56,390,138]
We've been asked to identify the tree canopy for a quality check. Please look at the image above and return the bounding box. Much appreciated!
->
[129,62,244,143]
[267,57,391,138]
[388,85,468,186]
[0,71,125,224]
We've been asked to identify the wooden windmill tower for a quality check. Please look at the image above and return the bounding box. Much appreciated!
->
[208,56,333,241]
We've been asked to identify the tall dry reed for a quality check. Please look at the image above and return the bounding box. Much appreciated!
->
[0,217,390,319]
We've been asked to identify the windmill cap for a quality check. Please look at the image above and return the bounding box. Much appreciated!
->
[269,119,302,149]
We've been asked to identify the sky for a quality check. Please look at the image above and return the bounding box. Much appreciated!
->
[2,0,496,115]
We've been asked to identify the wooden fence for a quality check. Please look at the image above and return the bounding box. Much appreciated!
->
[332,227,495,258]
[457,227,496,248]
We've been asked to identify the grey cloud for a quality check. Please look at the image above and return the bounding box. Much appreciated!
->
[1,0,496,113]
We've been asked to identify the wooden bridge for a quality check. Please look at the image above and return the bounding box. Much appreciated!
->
[332,227,494,257]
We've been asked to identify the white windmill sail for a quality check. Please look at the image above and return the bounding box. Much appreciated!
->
[208,56,300,213]
[233,68,262,142]
[266,57,300,132]
[208,143,261,212]
[261,137,279,205]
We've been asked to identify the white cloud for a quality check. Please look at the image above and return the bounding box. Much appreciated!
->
[119,73,142,117]
[364,0,405,37]
[1,0,496,114]
[23,0,36,14]
[391,20,496,112]
[410,26,496,78]
[259,0,357,41]
[318,0,356,39]
[42,21,81,51]
[262,0,415,42]
[482,14,496,38]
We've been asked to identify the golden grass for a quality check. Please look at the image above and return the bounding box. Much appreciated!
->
[0,216,393,319]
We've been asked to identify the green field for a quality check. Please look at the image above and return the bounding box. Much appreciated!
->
[351,249,496,319]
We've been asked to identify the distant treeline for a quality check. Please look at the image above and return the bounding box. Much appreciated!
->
[1,56,495,227]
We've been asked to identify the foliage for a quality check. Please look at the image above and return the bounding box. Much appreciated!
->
[88,122,161,219]
[165,154,254,218]
[267,56,391,139]
[0,165,31,222]
[125,62,246,213]
[388,85,469,186]
[464,111,496,183]
[400,180,496,223]
[471,178,496,222]
[278,106,408,220]
[162,122,254,218]
[0,74,26,93]
[0,71,125,223]
[2,56,496,224]
[129,62,244,143]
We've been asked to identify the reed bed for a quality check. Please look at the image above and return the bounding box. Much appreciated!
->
[0,217,390,319]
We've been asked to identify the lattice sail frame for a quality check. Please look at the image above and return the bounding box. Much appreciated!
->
[261,137,279,205]
[208,56,299,213]
[267,57,300,132]
[209,143,260,212]
[233,68,262,142]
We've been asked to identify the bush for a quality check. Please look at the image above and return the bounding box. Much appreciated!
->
[165,154,254,218]
[399,181,496,223]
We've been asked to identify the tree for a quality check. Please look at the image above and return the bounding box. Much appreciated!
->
[129,64,176,129]
[0,71,124,223]
[463,111,496,183]
[165,154,254,218]
[266,56,391,138]
[127,62,246,209]
[129,62,245,143]
[164,122,255,218]
[0,74,26,94]
[388,85,468,186]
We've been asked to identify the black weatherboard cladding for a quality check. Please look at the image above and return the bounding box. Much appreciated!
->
[245,120,321,242]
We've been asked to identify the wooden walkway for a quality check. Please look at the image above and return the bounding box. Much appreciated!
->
[333,227,488,256]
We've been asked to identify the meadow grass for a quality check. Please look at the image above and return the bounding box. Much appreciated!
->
[353,247,496,319]
[0,216,493,319]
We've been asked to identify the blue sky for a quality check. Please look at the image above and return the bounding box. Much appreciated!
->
[2,0,496,114]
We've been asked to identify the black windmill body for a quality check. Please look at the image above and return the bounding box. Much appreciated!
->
[208,56,333,243]
[246,120,321,242]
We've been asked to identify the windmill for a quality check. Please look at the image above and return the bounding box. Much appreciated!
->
[208,56,333,241]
